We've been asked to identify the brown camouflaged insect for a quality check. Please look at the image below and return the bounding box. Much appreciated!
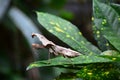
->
[32,33,81,58]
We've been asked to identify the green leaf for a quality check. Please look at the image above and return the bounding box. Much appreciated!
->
[27,51,120,70]
[76,63,120,80]
[101,50,119,56]
[93,0,120,51]
[93,2,111,51]
[92,22,111,51]
[37,12,101,54]
[111,3,120,16]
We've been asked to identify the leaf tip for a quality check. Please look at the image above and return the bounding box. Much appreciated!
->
[26,63,38,70]
[26,66,31,71]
